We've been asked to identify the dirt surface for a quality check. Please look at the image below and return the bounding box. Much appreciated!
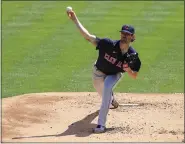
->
[2,92,184,143]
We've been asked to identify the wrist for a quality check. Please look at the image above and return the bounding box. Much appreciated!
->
[73,17,78,23]
[127,67,132,73]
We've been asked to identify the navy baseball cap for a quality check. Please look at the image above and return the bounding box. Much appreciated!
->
[119,25,135,34]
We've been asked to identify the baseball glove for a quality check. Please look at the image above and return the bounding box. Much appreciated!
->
[124,52,139,68]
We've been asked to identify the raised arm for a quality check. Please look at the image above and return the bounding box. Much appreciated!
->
[66,8,99,47]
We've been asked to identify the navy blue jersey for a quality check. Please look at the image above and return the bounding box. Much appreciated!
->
[95,38,141,75]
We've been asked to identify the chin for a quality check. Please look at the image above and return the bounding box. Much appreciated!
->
[121,40,127,43]
[120,40,125,43]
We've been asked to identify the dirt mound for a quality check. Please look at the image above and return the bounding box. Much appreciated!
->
[2,92,184,142]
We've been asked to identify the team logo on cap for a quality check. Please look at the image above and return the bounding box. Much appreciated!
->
[124,26,129,29]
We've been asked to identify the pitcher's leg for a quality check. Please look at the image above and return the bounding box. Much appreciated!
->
[97,73,122,127]
[92,66,117,107]
[92,65,105,96]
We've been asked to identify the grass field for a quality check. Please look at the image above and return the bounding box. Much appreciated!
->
[2,1,184,98]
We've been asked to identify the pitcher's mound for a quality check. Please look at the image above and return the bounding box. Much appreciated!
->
[2,92,184,142]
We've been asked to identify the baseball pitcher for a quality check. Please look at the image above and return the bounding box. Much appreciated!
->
[67,8,141,133]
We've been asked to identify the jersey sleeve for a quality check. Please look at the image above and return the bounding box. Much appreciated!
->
[96,37,113,50]
[130,57,141,72]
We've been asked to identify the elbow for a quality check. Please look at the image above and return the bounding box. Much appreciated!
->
[85,37,90,41]
[83,31,90,38]
[84,35,91,41]
[85,34,94,42]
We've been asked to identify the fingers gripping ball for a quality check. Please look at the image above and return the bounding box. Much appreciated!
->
[66,6,73,18]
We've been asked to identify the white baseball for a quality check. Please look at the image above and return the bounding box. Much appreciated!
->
[66,6,72,12]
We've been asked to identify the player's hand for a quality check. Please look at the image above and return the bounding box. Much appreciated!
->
[123,63,130,72]
[66,10,77,21]
[123,67,131,72]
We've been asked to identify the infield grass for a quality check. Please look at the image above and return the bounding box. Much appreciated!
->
[2,1,184,98]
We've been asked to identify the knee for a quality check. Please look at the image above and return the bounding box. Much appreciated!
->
[104,82,113,92]
[93,79,99,89]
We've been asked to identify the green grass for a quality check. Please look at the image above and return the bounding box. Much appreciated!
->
[2,1,184,98]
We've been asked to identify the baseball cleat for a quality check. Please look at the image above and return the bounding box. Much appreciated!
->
[110,98,119,109]
[93,125,106,133]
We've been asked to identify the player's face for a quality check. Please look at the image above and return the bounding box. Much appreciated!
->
[120,32,133,43]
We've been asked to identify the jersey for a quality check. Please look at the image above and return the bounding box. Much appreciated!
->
[95,37,141,75]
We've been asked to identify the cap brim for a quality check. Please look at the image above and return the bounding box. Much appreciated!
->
[119,30,133,34]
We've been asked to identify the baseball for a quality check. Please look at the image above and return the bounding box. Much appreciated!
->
[66,6,72,12]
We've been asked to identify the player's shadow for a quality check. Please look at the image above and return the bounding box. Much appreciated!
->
[57,110,100,137]
[12,110,115,139]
